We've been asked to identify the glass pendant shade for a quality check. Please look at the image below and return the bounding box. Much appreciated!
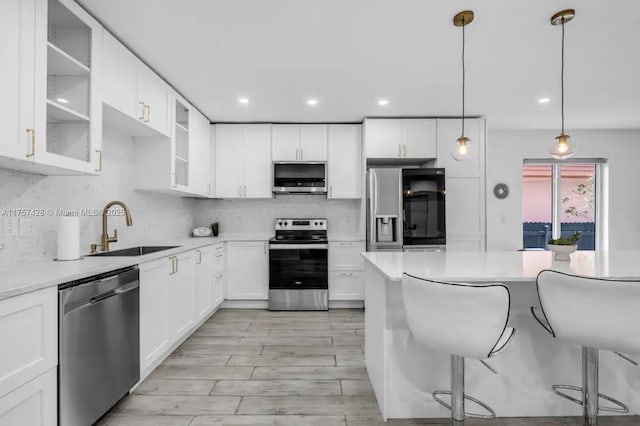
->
[452,136,471,161]
[549,133,576,159]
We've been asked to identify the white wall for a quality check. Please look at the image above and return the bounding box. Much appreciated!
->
[188,196,363,240]
[0,131,194,266]
[486,129,640,250]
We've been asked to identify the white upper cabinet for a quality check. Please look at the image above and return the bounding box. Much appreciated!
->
[0,0,36,162]
[365,119,402,158]
[299,124,327,161]
[215,124,243,198]
[271,125,299,161]
[101,30,138,119]
[272,124,327,162]
[188,108,211,197]
[243,124,272,198]
[137,64,170,137]
[328,124,362,199]
[365,118,436,159]
[101,30,170,138]
[402,119,437,158]
[215,124,272,199]
[0,0,103,175]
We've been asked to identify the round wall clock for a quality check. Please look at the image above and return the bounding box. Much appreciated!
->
[493,183,509,200]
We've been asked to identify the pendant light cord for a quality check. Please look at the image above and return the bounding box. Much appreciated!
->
[461,18,466,137]
[561,18,565,135]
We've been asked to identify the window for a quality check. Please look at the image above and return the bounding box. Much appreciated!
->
[522,160,606,251]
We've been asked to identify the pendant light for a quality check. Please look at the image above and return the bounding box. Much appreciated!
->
[452,10,474,161]
[549,9,576,159]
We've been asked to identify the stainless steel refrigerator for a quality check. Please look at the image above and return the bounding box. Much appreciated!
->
[367,168,446,252]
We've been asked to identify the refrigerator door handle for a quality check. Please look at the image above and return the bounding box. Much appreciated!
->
[370,170,377,247]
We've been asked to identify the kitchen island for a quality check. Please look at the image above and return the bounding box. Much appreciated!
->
[361,250,640,420]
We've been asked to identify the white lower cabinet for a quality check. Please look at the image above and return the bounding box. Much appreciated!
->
[139,257,171,373]
[329,271,364,301]
[0,287,57,399]
[0,368,56,426]
[226,241,269,300]
[0,286,57,426]
[168,251,196,339]
[195,246,215,320]
[328,241,365,301]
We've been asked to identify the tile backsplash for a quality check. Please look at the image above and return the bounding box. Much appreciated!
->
[188,196,364,240]
[0,131,194,266]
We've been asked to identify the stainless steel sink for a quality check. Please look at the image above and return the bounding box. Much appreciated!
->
[87,246,180,257]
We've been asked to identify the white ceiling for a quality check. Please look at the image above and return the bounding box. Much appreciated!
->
[78,0,640,129]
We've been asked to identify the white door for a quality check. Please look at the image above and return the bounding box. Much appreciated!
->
[242,124,272,198]
[0,0,36,161]
[139,258,171,372]
[189,109,211,196]
[299,124,327,161]
[226,241,269,300]
[365,119,402,158]
[137,63,170,137]
[195,246,215,320]
[272,124,299,161]
[329,271,364,301]
[402,119,437,158]
[101,30,138,119]
[328,124,361,199]
[0,369,56,426]
[215,124,244,198]
[168,251,196,340]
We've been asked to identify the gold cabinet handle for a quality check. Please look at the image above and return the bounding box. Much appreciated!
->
[300,148,303,160]
[169,256,176,275]
[26,129,35,157]
[138,101,146,120]
[196,249,202,264]
[175,256,179,273]
[398,144,401,157]
[145,103,150,123]
[95,149,103,172]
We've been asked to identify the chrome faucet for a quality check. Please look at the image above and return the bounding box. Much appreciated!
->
[91,201,133,253]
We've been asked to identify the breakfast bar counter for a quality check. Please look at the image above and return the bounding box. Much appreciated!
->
[361,250,640,420]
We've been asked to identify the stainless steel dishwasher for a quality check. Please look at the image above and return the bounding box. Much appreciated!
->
[58,266,140,426]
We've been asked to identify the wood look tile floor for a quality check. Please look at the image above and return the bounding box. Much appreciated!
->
[99,309,639,426]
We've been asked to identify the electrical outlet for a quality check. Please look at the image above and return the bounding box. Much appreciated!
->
[19,218,33,237]
[3,218,18,237]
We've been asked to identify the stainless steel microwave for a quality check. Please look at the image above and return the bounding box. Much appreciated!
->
[272,162,327,194]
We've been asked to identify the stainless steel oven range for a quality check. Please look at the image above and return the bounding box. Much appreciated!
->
[269,218,328,310]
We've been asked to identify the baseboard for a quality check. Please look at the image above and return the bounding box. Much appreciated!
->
[221,300,269,309]
[329,300,364,309]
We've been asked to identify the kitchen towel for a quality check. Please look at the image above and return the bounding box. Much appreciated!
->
[57,215,81,260]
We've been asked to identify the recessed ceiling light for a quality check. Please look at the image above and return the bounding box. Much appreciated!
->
[238,97,249,105]
[56,98,69,104]
[538,97,551,104]
[378,99,389,106]
[307,98,318,106]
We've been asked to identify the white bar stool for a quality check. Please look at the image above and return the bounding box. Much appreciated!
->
[532,270,640,426]
[401,273,515,425]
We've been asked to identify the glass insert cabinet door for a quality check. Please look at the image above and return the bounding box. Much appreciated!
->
[42,0,101,174]
[522,161,601,250]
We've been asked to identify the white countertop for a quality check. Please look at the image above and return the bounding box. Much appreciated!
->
[361,250,640,283]
[0,236,237,301]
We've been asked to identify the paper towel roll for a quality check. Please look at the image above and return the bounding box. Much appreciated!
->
[57,216,80,260]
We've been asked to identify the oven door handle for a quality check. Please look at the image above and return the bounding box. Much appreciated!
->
[269,244,329,250]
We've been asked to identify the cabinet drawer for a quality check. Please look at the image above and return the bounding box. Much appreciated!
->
[0,368,56,426]
[329,271,364,301]
[0,287,57,398]
[213,248,225,274]
[329,242,365,271]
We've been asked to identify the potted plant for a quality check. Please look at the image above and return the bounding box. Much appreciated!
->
[548,231,581,261]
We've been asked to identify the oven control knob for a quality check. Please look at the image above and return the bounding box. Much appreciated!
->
[283,221,288,226]
[278,221,283,226]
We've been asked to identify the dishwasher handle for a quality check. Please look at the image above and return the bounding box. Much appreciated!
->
[88,282,138,306]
